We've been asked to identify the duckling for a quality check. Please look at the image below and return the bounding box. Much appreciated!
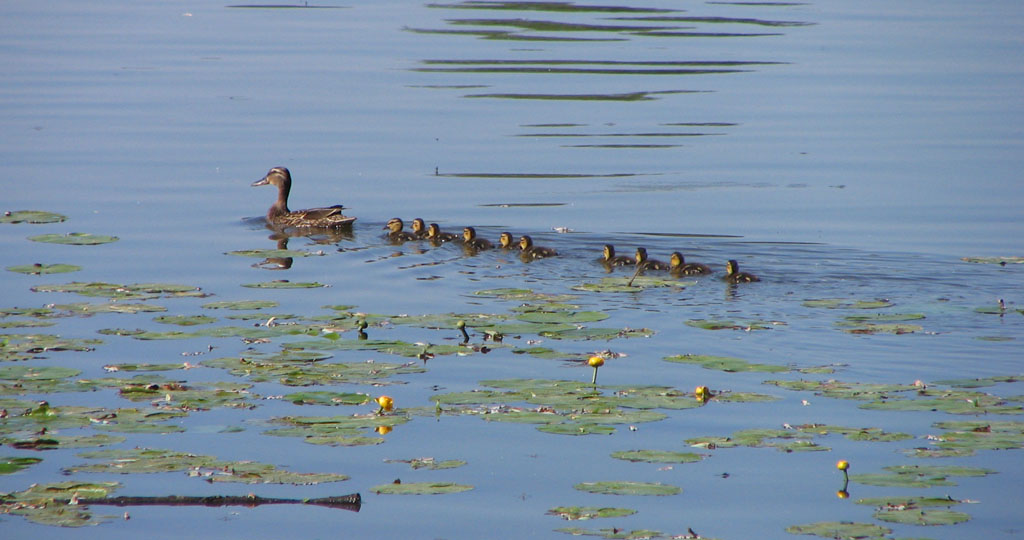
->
[724,259,760,283]
[635,247,668,271]
[410,218,429,239]
[520,235,557,260]
[463,227,494,250]
[600,244,634,267]
[251,167,355,228]
[498,232,516,249]
[383,218,416,242]
[670,252,712,276]
[427,223,460,243]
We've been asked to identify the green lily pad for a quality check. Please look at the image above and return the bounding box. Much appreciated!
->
[931,375,1022,388]
[0,456,43,474]
[372,481,473,495]
[850,465,995,488]
[538,423,616,436]
[859,388,1023,415]
[874,508,971,526]
[242,281,327,289]
[843,313,925,322]
[204,356,425,386]
[264,414,410,446]
[53,302,167,315]
[2,434,126,450]
[6,263,81,275]
[802,298,894,309]
[785,522,891,539]
[573,481,680,496]
[68,447,349,484]
[0,320,55,328]
[0,481,120,527]
[384,457,467,470]
[516,310,609,324]
[202,300,279,310]
[0,333,102,362]
[473,288,576,303]
[855,495,967,507]
[539,326,655,340]
[610,450,704,463]
[547,506,637,520]
[663,353,788,373]
[573,276,683,293]
[226,249,321,258]
[838,322,924,334]
[27,233,118,245]
[284,391,370,406]
[153,314,216,326]
[1,210,67,224]
[685,319,772,331]
[31,282,203,299]
[0,365,81,380]
[763,379,918,401]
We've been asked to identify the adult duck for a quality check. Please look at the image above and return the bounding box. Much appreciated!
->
[600,244,634,267]
[670,252,712,276]
[724,259,760,283]
[463,227,494,250]
[383,218,416,242]
[635,247,668,271]
[519,235,557,260]
[251,167,355,228]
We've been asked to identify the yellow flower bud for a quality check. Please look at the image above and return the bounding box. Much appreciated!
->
[376,395,394,413]
[836,460,849,471]
[588,356,605,368]
[836,489,849,499]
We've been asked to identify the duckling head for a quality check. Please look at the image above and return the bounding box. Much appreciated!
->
[384,218,404,233]
[463,227,476,242]
[726,259,739,275]
[499,232,513,248]
[603,244,616,261]
[411,218,426,235]
[519,235,533,251]
[635,247,649,264]
[670,252,684,268]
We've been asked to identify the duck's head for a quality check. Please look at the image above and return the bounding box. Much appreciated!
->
[519,235,534,251]
[726,260,739,275]
[499,232,513,248]
[427,223,441,238]
[670,252,684,268]
[635,247,649,264]
[384,218,404,233]
[602,244,615,261]
[411,218,426,235]
[463,227,477,242]
[252,167,291,190]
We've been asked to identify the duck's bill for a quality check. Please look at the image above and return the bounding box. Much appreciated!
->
[251,176,270,187]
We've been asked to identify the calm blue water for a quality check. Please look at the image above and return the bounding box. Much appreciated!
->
[2,0,1023,539]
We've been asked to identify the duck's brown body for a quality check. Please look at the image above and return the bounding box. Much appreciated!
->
[635,247,668,271]
[520,235,557,260]
[427,223,460,243]
[601,244,634,267]
[384,218,417,242]
[724,259,760,283]
[463,227,493,250]
[251,167,355,228]
[670,252,712,276]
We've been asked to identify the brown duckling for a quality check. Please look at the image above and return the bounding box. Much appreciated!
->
[724,259,760,283]
[251,167,355,228]
[635,247,668,271]
[427,223,460,243]
[498,232,516,249]
[463,227,494,250]
[410,218,429,239]
[520,235,557,260]
[601,244,634,267]
[383,217,416,242]
[670,252,712,276]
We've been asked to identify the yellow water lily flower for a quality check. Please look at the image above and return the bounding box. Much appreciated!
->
[836,460,849,471]
[376,395,394,414]
[588,355,604,384]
